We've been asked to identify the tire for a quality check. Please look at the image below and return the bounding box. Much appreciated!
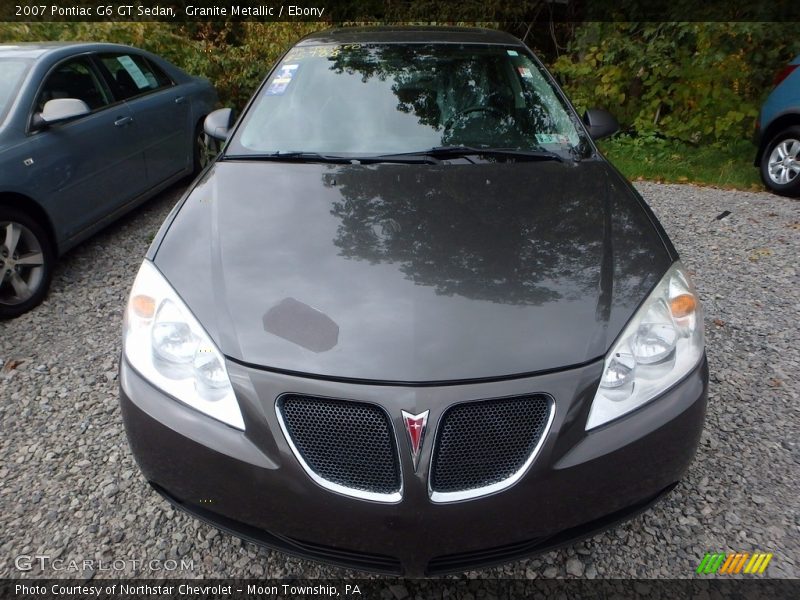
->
[760,126,800,197]
[192,121,213,175]
[0,207,54,319]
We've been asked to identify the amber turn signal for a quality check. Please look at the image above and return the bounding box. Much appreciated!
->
[132,294,155,319]
[670,293,696,318]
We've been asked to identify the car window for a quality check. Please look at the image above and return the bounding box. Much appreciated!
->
[229,43,585,157]
[35,57,112,114]
[97,53,172,100]
[0,58,32,126]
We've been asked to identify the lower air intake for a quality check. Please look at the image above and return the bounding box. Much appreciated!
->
[278,395,401,498]
[430,395,552,497]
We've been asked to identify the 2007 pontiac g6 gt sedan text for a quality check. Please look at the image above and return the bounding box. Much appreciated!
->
[119,27,708,576]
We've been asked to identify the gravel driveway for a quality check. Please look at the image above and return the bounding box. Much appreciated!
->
[1,181,797,579]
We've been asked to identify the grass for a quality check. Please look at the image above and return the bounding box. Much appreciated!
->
[597,136,765,191]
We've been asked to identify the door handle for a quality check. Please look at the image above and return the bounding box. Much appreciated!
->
[114,116,133,127]
[174,96,186,104]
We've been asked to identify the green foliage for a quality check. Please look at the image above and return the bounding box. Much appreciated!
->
[552,22,800,145]
[0,22,189,62]
[175,23,328,109]
[599,134,761,189]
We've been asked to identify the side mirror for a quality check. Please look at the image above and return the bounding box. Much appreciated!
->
[204,108,233,142]
[36,98,91,128]
[583,108,620,140]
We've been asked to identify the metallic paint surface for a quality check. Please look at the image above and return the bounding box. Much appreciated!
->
[154,159,672,382]
[120,355,708,576]
[0,42,217,254]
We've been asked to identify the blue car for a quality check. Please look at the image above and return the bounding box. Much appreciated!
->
[756,54,800,196]
[0,43,217,318]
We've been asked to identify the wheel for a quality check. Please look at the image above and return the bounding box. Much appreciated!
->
[760,126,800,196]
[192,121,213,175]
[0,208,54,319]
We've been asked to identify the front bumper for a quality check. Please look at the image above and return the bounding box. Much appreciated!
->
[119,355,708,576]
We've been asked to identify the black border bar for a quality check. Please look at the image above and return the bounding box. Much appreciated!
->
[3,579,800,600]
[3,0,800,22]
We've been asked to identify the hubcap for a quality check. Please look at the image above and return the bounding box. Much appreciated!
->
[767,138,800,185]
[0,221,45,306]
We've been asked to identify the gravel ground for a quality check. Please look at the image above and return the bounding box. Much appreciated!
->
[0,181,797,580]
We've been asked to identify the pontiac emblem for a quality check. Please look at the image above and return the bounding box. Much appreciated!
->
[401,410,429,470]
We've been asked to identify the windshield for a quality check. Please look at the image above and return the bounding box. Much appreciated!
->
[227,43,586,157]
[0,58,32,126]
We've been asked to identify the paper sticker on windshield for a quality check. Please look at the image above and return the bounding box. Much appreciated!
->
[116,55,150,89]
[285,44,361,60]
[507,50,519,56]
[517,66,533,79]
[536,133,570,145]
[265,64,299,96]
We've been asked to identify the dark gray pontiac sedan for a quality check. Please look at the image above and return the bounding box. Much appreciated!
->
[120,27,708,575]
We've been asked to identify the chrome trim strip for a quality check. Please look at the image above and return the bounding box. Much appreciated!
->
[275,396,403,503]
[428,395,556,503]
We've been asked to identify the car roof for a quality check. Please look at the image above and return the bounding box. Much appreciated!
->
[0,42,145,60]
[297,26,524,47]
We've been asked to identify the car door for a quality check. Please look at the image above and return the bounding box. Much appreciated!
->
[27,55,146,241]
[95,52,191,185]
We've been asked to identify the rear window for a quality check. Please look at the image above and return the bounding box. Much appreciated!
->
[97,53,172,100]
[0,58,32,126]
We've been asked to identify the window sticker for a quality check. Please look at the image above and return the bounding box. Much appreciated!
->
[284,44,361,60]
[265,64,299,96]
[536,133,571,145]
[116,55,150,89]
[507,50,519,56]
[518,66,533,79]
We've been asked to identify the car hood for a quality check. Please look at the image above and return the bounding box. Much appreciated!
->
[153,159,672,382]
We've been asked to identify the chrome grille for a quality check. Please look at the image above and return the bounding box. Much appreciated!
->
[430,395,553,499]
[277,395,401,499]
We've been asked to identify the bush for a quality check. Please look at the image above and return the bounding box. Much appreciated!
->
[552,22,800,145]
[175,23,328,109]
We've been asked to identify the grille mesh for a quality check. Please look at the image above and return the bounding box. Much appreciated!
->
[278,395,401,495]
[431,395,551,494]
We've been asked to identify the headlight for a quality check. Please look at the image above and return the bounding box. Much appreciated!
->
[123,260,245,430]
[586,261,704,430]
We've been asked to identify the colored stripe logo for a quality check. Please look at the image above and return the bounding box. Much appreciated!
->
[696,552,773,575]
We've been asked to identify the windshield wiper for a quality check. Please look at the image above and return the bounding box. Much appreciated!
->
[225,151,441,165]
[223,151,354,164]
[376,146,565,163]
[224,147,565,165]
